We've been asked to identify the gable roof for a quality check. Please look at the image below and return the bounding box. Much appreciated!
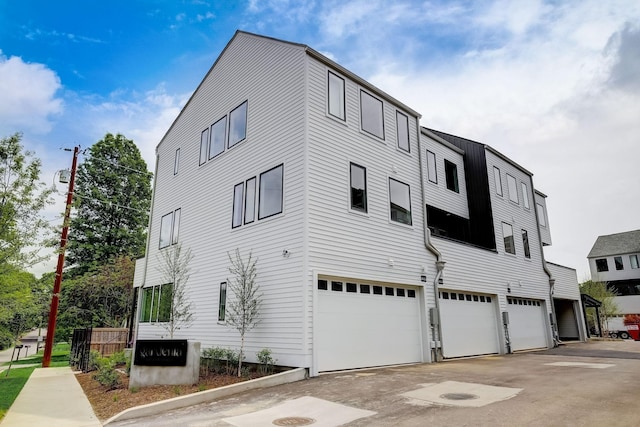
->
[587,229,640,258]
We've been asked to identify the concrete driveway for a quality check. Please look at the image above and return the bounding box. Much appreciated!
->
[108,340,640,427]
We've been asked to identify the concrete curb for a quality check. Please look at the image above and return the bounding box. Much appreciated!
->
[103,367,308,425]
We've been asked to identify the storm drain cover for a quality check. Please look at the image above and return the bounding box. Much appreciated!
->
[272,417,316,426]
[440,393,479,401]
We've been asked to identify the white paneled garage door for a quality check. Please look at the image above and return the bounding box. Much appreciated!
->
[316,278,423,372]
[439,290,500,358]
[507,297,548,351]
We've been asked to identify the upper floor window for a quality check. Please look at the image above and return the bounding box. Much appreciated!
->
[228,101,248,148]
[389,178,412,225]
[259,164,284,220]
[630,255,639,269]
[427,151,437,184]
[444,160,459,193]
[174,148,180,175]
[396,111,410,152]
[536,203,547,227]
[522,229,531,258]
[210,116,227,159]
[159,208,181,249]
[521,182,530,209]
[232,183,244,228]
[360,90,384,139]
[615,256,624,270]
[350,163,367,213]
[595,258,608,272]
[244,177,256,225]
[199,128,209,166]
[502,222,515,255]
[328,71,345,120]
[494,166,502,196]
[507,174,518,204]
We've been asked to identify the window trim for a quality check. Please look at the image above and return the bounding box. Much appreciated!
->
[522,229,531,259]
[396,110,410,152]
[502,222,516,255]
[444,159,459,193]
[506,174,518,204]
[426,150,437,184]
[389,177,412,226]
[258,164,284,220]
[327,71,346,121]
[360,89,385,140]
[349,162,368,213]
[494,166,502,196]
[228,100,248,149]
[218,282,227,322]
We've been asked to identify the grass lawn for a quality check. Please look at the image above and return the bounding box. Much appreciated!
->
[0,366,36,420]
[1,342,70,367]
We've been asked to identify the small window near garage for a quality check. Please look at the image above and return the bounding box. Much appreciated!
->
[596,258,609,272]
[385,287,395,296]
[360,90,384,139]
[373,285,383,295]
[522,229,531,259]
[328,71,345,120]
[360,284,371,294]
[458,293,465,301]
[228,101,248,148]
[389,178,412,225]
[397,288,406,297]
[174,148,180,175]
[218,282,227,322]
[427,151,437,184]
[503,222,516,255]
[486,296,492,303]
[493,166,502,196]
[521,182,530,209]
[318,279,328,290]
[451,293,457,300]
[631,255,639,269]
[473,295,479,302]
[408,289,416,298]
[346,283,357,293]
[615,256,624,270]
[507,174,518,204]
[465,294,472,301]
[480,295,486,302]
[350,163,367,213]
[396,111,410,152]
[444,160,459,193]
[442,292,449,299]
[331,281,343,292]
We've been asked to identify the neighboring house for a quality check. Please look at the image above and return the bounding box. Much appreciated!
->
[133,31,585,376]
[587,230,640,316]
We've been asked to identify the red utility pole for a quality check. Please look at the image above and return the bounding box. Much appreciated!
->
[42,146,80,367]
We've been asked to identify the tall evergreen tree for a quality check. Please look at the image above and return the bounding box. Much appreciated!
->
[66,133,152,273]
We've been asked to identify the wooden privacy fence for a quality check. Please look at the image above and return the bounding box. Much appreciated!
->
[90,328,129,355]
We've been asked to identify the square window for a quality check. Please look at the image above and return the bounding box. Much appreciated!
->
[615,256,624,270]
[473,295,479,302]
[318,279,328,290]
[210,116,226,159]
[507,174,518,204]
[397,288,406,297]
[522,229,531,259]
[373,285,383,295]
[486,296,492,303]
[360,90,384,139]
[396,111,410,152]
[218,282,227,321]
[258,164,284,220]
[493,166,502,196]
[458,293,465,301]
[331,281,343,292]
[328,71,345,120]
[407,289,416,298]
[451,293,457,300]
[442,292,449,299]
[595,258,609,272]
[174,148,180,175]
[244,177,256,224]
[200,128,209,166]
[427,151,437,184]
[521,182,530,209]
[385,287,394,296]
[360,284,371,294]
[630,255,639,269]
[465,294,472,301]
[503,222,516,255]
[346,282,357,293]
[389,178,412,225]
[444,160,459,193]
[228,101,247,148]
[350,163,367,213]
[232,182,244,228]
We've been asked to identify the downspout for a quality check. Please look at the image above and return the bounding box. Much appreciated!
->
[417,128,445,362]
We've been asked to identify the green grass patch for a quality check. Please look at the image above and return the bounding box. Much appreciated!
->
[0,366,36,420]
[1,342,70,367]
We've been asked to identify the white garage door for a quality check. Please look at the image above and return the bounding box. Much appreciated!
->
[317,279,423,372]
[439,290,500,358]
[507,297,548,351]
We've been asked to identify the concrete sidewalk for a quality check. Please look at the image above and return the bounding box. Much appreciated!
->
[1,367,101,427]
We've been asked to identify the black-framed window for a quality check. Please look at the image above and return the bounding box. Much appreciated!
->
[494,166,502,196]
[232,182,244,228]
[159,208,181,249]
[615,256,624,270]
[210,116,227,159]
[522,229,531,259]
[244,177,256,224]
[521,182,530,209]
[140,283,172,323]
[218,282,227,322]
[444,160,459,193]
[389,178,412,225]
[427,151,437,183]
[328,71,345,120]
[228,101,248,148]
[199,128,209,166]
[172,209,181,245]
[596,258,608,272]
[174,148,180,175]
[503,222,515,255]
[259,164,284,220]
[396,111,410,152]
[507,174,518,204]
[360,90,384,139]
[537,203,547,226]
[350,163,367,213]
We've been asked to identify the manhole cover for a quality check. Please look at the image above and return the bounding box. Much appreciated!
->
[272,417,316,426]
[440,393,479,401]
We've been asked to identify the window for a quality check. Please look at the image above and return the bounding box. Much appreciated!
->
[174,148,180,175]
[157,284,172,322]
[318,279,328,290]
[140,287,154,322]
[631,255,639,269]
[331,281,343,291]
[140,283,172,323]
[507,174,518,204]
[537,203,547,226]
[218,282,227,321]
[444,160,459,193]
[228,101,247,148]
[244,177,256,224]
[360,90,384,139]
[595,258,608,272]
[259,164,284,220]
[522,229,531,258]
[389,178,412,225]
[210,116,226,159]
[160,209,180,248]
[328,71,345,120]
[396,111,410,152]
[346,283,357,293]
[360,284,370,293]
[615,256,624,270]
[494,167,502,196]
[232,182,244,228]
[427,151,437,184]
[172,209,181,244]
[521,182,530,209]
[350,163,367,213]
[503,222,515,255]
[199,128,209,166]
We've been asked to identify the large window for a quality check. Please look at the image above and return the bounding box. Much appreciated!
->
[444,160,459,193]
[232,183,244,228]
[503,222,515,255]
[259,164,284,220]
[218,282,227,322]
[389,178,412,225]
[140,283,173,323]
[615,256,624,270]
[210,116,227,159]
[595,258,609,272]
[159,208,181,249]
[494,166,502,196]
[521,182,530,209]
[350,163,367,213]
[199,128,209,166]
[427,151,437,184]
[507,174,518,204]
[228,101,248,148]
[396,111,410,152]
[328,71,345,120]
[522,229,531,258]
[537,203,547,227]
[360,90,384,139]
[631,255,639,269]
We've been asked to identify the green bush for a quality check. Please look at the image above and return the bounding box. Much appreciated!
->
[109,351,127,366]
[200,347,244,376]
[87,350,103,372]
[256,348,277,375]
[92,360,121,390]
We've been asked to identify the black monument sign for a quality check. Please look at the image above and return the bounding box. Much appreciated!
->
[134,339,188,366]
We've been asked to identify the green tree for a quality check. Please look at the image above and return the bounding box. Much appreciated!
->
[156,243,195,339]
[66,133,152,274]
[0,267,39,349]
[580,280,619,335]
[0,132,54,269]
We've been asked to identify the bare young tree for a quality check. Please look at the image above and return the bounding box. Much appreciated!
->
[156,244,195,339]
[226,249,261,376]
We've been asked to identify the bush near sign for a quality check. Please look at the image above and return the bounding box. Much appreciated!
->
[134,339,188,366]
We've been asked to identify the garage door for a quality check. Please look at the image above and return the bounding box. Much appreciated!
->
[316,279,422,372]
[507,297,548,351]
[439,290,500,358]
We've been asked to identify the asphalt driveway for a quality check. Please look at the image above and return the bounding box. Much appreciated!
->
[108,340,640,427]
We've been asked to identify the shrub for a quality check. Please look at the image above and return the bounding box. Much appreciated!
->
[109,351,127,366]
[93,360,121,390]
[87,350,104,372]
[256,348,277,375]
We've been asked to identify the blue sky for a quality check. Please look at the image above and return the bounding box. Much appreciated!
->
[1,0,639,279]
